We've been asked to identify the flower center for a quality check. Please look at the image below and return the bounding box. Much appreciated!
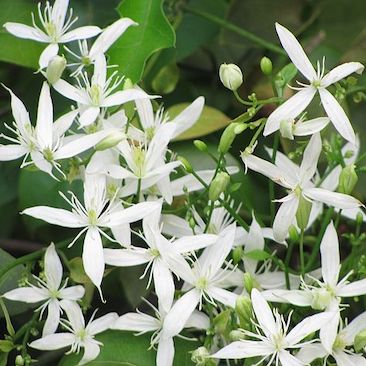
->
[81,56,92,66]
[76,328,88,341]
[48,289,60,299]
[44,21,58,42]
[90,84,102,106]
[149,248,160,258]
[88,209,98,226]
[311,79,322,88]
[311,287,333,310]
[333,335,346,351]
[272,332,285,350]
[145,127,155,141]
[43,148,54,162]
[196,277,209,290]
[132,146,146,177]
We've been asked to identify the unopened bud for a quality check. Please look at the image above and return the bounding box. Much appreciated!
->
[230,329,246,341]
[232,246,243,264]
[338,164,358,194]
[260,57,273,75]
[235,296,252,329]
[191,346,216,366]
[177,156,193,173]
[194,140,208,152]
[296,193,312,230]
[209,172,230,201]
[46,55,66,84]
[354,329,366,352]
[95,131,125,151]
[15,355,25,366]
[243,272,254,294]
[219,63,243,91]
[218,123,238,154]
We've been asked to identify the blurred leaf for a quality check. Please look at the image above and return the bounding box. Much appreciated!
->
[0,352,8,366]
[170,105,230,141]
[109,0,175,82]
[59,330,198,366]
[152,63,180,94]
[244,249,271,261]
[69,257,89,284]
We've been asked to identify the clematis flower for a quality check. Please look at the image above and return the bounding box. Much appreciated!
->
[211,288,333,365]
[264,23,364,143]
[53,54,156,127]
[163,224,238,338]
[297,311,366,365]
[112,298,209,366]
[3,243,84,336]
[241,133,362,242]
[0,82,115,178]
[4,0,101,68]
[104,202,218,312]
[22,173,160,296]
[29,300,118,366]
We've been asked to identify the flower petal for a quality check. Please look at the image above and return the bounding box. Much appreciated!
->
[79,106,100,127]
[60,26,101,43]
[278,350,304,366]
[296,343,328,364]
[211,340,273,359]
[0,145,27,161]
[342,310,366,345]
[294,117,330,136]
[153,260,175,313]
[53,79,89,104]
[87,313,118,335]
[44,243,63,290]
[78,340,100,366]
[102,89,156,108]
[60,300,85,331]
[4,22,48,42]
[39,43,59,69]
[51,0,69,29]
[208,287,238,307]
[112,313,160,332]
[3,287,48,303]
[299,133,322,183]
[262,289,312,306]
[173,234,217,253]
[337,278,366,297]
[59,285,85,300]
[319,88,355,144]
[320,310,340,354]
[103,249,149,267]
[43,300,61,336]
[29,333,74,350]
[53,110,78,138]
[322,62,364,87]
[185,310,210,330]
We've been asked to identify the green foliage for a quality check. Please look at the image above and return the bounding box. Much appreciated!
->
[108,0,175,83]
[59,330,198,366]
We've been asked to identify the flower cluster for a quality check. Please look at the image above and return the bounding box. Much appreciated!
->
[1,2,366,366]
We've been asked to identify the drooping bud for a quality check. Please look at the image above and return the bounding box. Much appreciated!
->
[95,131,125,151]
[191,346,216,366]
[354,329,366,352]
[194,140,208,152]
[208,172,230,201]
[243,272,254,294]
[46,55,66,84]
[295,191,312,230]
[338,164,358,194]
[235,296,252,329]
[260,56,273,75]
[232,246,243,264]
[177,156,193,173]
[279,119,294,140]
[219,63,243,91]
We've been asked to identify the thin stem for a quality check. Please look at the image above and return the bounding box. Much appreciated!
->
[233,90,252,106]
[248,119,266,148]
[21,311,38,357]
[299,228,305,276]
[184,7,286,55]
[284,240,295,289]
[269,133,280,223]
[204,201,215,233]
[135,178,141,203]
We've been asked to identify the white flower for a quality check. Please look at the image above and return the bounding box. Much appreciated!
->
[211,288,333,365]
[22,173,160,296]
[29,300,118,366]
[3,243,84,336]
[4,0,101,68]
[103,202,218,312]
[242,133,362,242]
[53,54,156,127]
[0,82,114,178]
[163,224,238,338]
[111,298,209,366]
[297,311,366,366]
[264,23,364,143]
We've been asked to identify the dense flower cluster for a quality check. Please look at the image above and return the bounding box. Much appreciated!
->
[1,1,366,366]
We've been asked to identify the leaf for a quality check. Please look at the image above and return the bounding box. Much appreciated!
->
[170,105,231,141]
[108,0,175,83]
[244,249,271,261]
[274,63,298,96]
[59,330,198,366]
[152,63,180,94]
[0,352,8,366]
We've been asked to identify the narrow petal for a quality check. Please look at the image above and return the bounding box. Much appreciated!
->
[78,340,100,366]
[4,22,48,42]
[60,26,101,43]
[102,89,156,108]
[51,0,69,29]
[262,289,312,306]
[92,55,107,91]
[44,243,63,290]
[53,79,89,104]
[319,88,355,144]
[334,351,366,366]
[337,278,366,297]
[53,110,78,138]
[320,310,340,354]
[264,87,316,136]
[87,313,118,335]
[22,206,84,228]
[185,311,210,330]
[112,313,159,332]
[208,287,238,307]
[211,340,273,359]
[296,343,328,364]
[299,133,322,183]
[342,311,366,345]
[111,223,131,246]
[0,145,27,161]
[39,43,59,69]
[135,97,154,129]
[103,249,148,267]
[60,300,85,331]
[153,260,175,312]
[294,117,330,136]
[278,350,304,366]
[161,214,193,238]
[157,337,175,366]
[29,333,74,350]
[320,221,340,286]
[79,106,100,127]
[173,234,218,254]
[59,286,85,300]
[163,289,200,337]
[304,187,362,209]
[3,287,48,303]
[322,62,364,87]
[43,300,61,336]
[275,23,317,80]
[273,194,299,242]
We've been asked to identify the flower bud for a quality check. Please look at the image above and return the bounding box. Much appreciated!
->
[177,156,193,173]
[95,131,125,151]
[354,329,366,352]
[46,55,66,84]
[191,346,216,366]
[232,246,243,265]
[15,355,25,366]
[230,329,246,341]
[209,172,230,201]
[194,140,208,152]
[219,63,243,91]
[260,57,273,75]
[235,296,252,329]
[243,272,254,294]
[338,164,358,194]
[295,193,312,230]
[357,212,364,225]
[218,123,238,154]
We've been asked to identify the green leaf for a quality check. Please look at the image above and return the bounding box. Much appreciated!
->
[0,352,8,366]
[244,249,271,261]
[59,330,198,366]
[170,105,231,141]
[152,63,180,94]
[108,0,175,83]
[274,63,298,96]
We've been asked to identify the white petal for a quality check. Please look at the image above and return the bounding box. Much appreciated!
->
[53,110,78,138]
[255,271,287,290]
[78,340,100,366]
[273,194,299,243]
[39,43,59,69]
[164,254,196,285]
[22,206,84,228]
[320,166,342,191]
[294,117,330,136]
[337,278,366,297]
[343,135,360,165]
[60,300,85,331]
[320,310,340,354]
[51,0,69,29]
[59,286,85,300]
[208,287,238,307]
[211,340,273,359]
[103,248,149,266]
[44,243,63,290]
[112,313,159,332]
[173,234,217,253]
[4,22,48,42]
[60,26,101,43]
[278,350,304,366]
[299,133,322,183]
[29,333,74,350]
[162,289,200,337]
[135,97,155,129]
[251,288,277,339]
[304,187,362,209]
[322,62,364,87]
[185,310,210,330]
[275,23,317,81]
[92,54,107,89]
[286,311,334,346]
[264,87,316,136]
[87,313,118,335]
[83,228,104,291]
[342,311,366,345]
[0,145,27,161]
[53,79,89,104]
[89,18,137,59]
[111,223,131,246]
[262,289,312,306]
[79,106,100,127]
[161,214,194,237]
[296,343,328,364]
[43,300,61,336]
[3,287,48,303]
[319,88,355,144]
[157,337,174,366]
[102,89,156,108]
[334,351,366,366]
[320,221,340,286]
[153,260,175,313]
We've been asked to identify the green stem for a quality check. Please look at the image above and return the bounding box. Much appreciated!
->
[0,298,15,337]
[204,201,215,233]
[233,90,252,106]
[299,229,305,276]
[21,311,38,357]
[135,178,141,203]
[248,119,266,148]
[269,133,280,222]
[184,7,286,55]
[284,241,295,289]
